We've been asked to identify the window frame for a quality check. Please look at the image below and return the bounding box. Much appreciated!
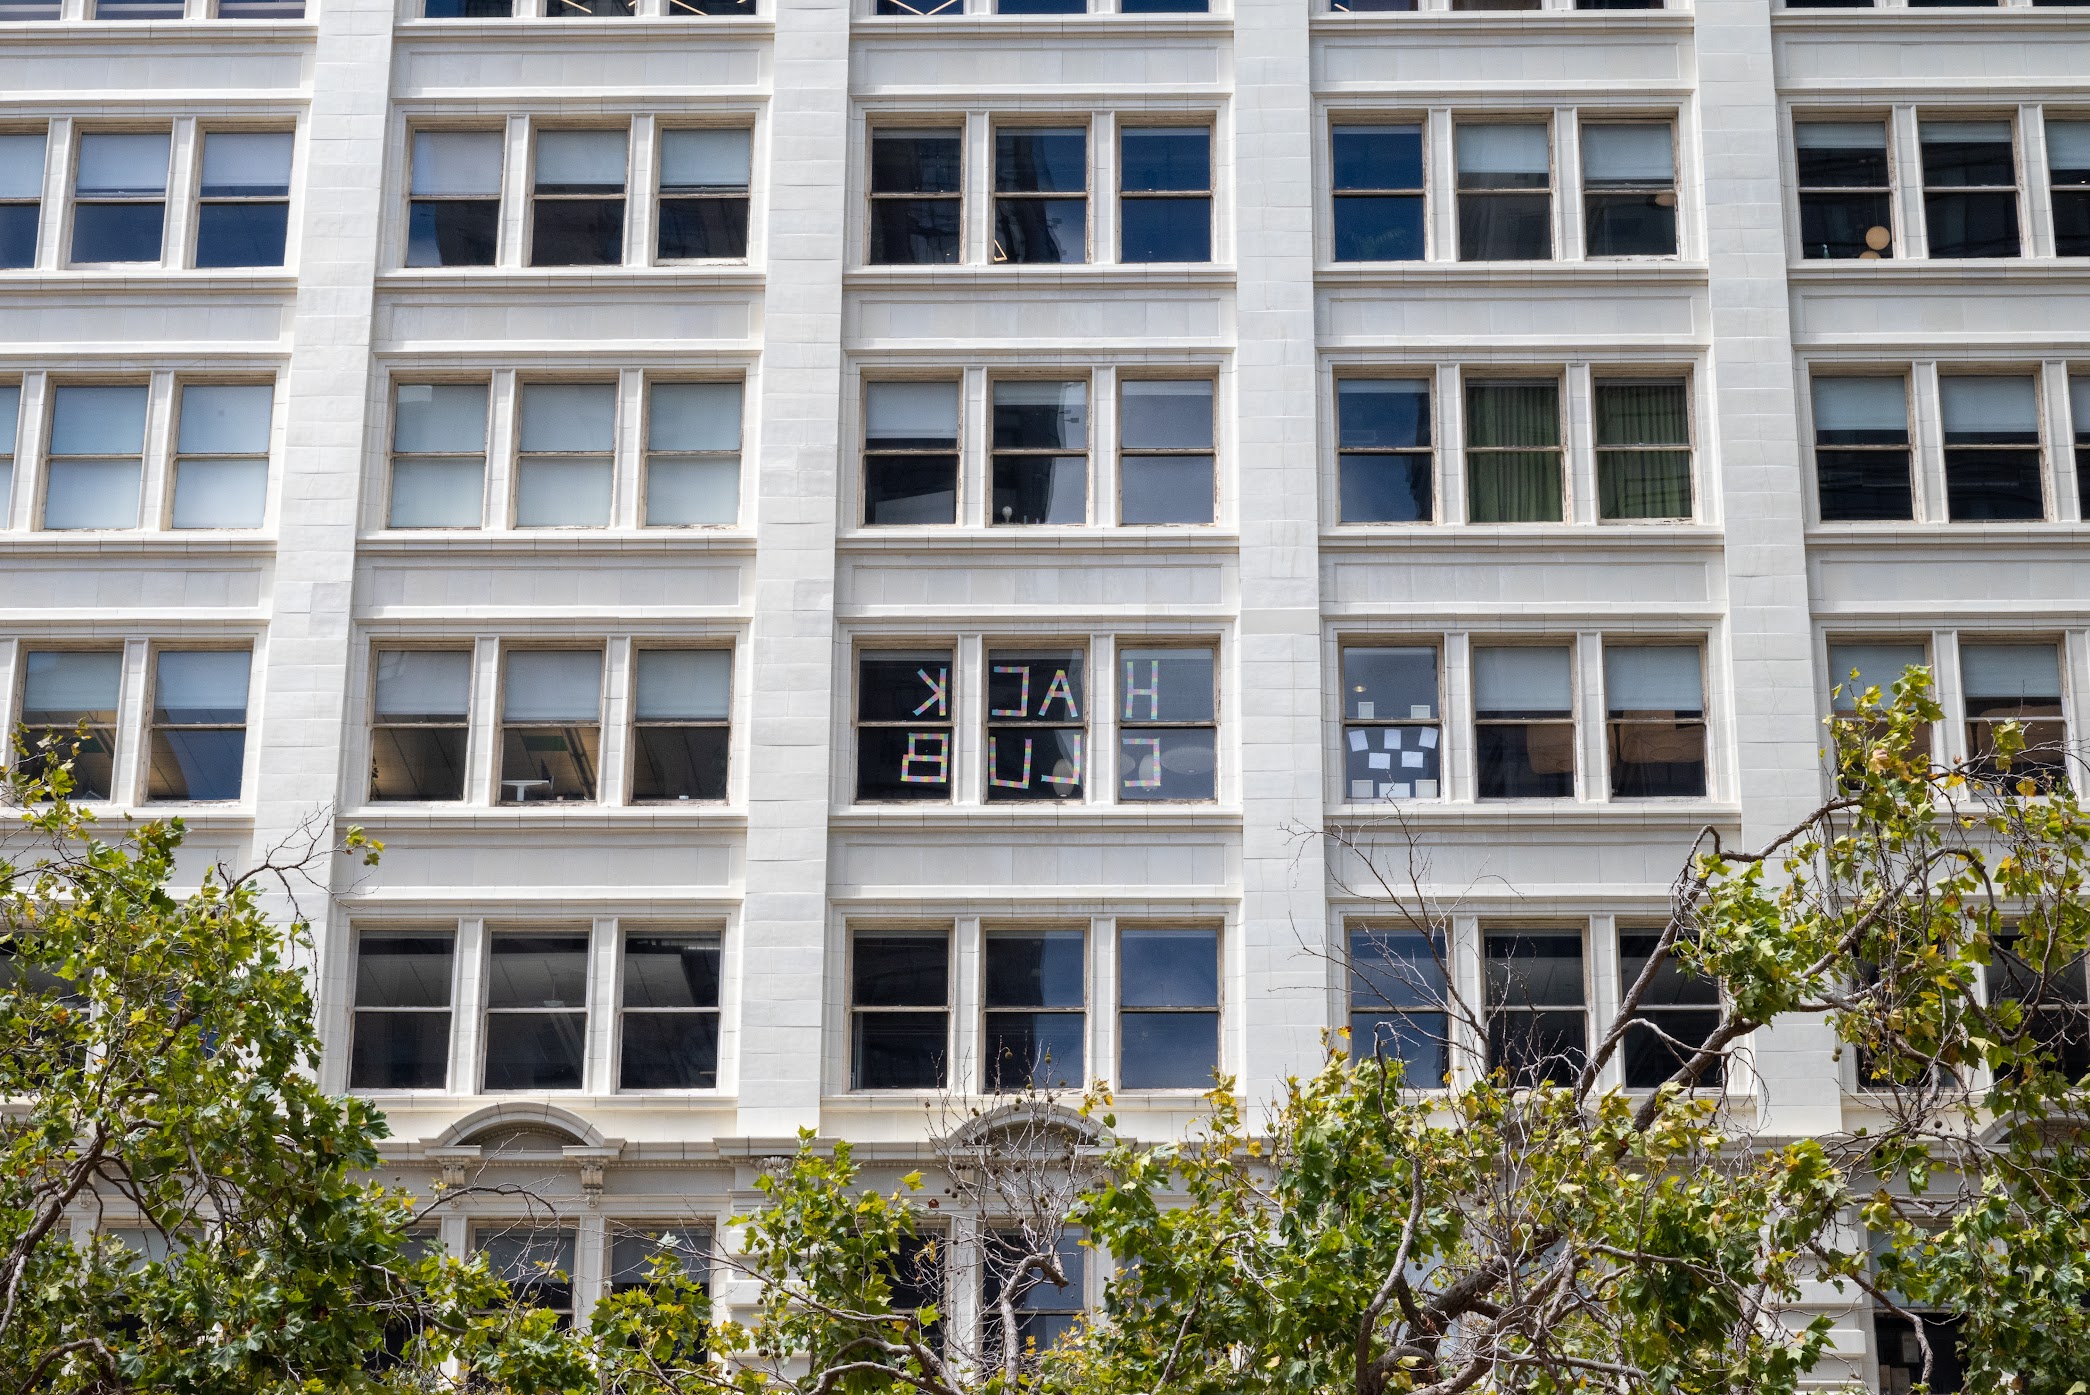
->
[496,647,607,805]
[40,378,149,532]
[1793,115,1896,261]
[511,378,620,529]
[480,928,594,1092]
[406,126,506,269]
[367,645,477,805]
[1346,921,1451,1089]
[1116,374,1218,526]
[628,646,733,804]
[144,644,254,803]
[1592,375,1694,522]
[191,127,294,271]
[14,646,125,802]
[1116,923,1222,1092]
[984,645,1088,803]
[1453,118,1554,264]
[1482,925,1590,1088]
[616,927,724,1092]
[1329,120,1427,264]
[1337,641,1444,805]
[1114,641,1220,804]
[867,125,965,267]
[386,377,491,531]
[990,121,1091,266]
[527,125,633,269]
[348,926,458,1094]
[0,126,49,271]
[981,925,1088,1091]
[1471,642,1579,801]
[847,927,954,1093]
[1918,114,2023,260]
[654,125,754,263]
[67,127,172,269]
[854,645,957,804]
[168,377,276,530]
[1116,122,1214,265]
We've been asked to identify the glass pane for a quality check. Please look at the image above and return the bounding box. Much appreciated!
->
[859,651,952,723]
[75,132,168,196]
[479,1231,577,1303]
[357,934,455,1007]
[1349,927,1448,1009]
[1120,1011,1217,1089]
[992,453,1085,524]
[1120,379,1212,450]
[660,128,750,190]
[1962,643,2061,702]
[43,459,141,529]
[1939,375,2039,442]
[1465,380,1558,448]
[1120,928,1217,1008]
[620,1013,719,1088]
[171,457,268,528]
[1581,124,1674,186]
[1594,380,1686,446]
[1456,124,1548,186]
[995,128,1086,193]
[1119,728,1215,800]
[622,935,720,1008]
[651,382,741,450]
[535,129,627,191]
[350,1010,450,1089]
[1119,127,1207,192]
[389,458,483,527]
[1618,933,1719,1008]
[0,384,16,447]
[503,651,602,721]
[1474,646,1571,715]
[985,930,1084,1008]
[1335,193,1425,261]
[514,457,613,526]
[1343,647,1436,720]
[610,1230,709,1289]
[636,648,730,720]
[51,384,146,456]
[487,933,591,1008]
[984,1011,1084,1089]
[1922,121,2016,186]
[1118,649,1213,722]
[1339,379,1430,449]
[394,382,487,452]
[1604,646,1702,714]
[0,132,44,200]
[178,383,273,455]
[200,132,292,197]
[369,726,467,801]
[867,381,959,448]
[519,382,616,452]
[1812,377,1908,444]
[154,650,249,722]
[412,131,504,197]
[993,380,1086,450]
[871,132,962,195]
[1121,454,1213,525]
[22,650,120,719]
[631,725,728,801]
[374,650,472,719]
[646,455,738,525]
[1485,933,1584,1007]
[852,1012,947,1089]
[149,727,247,801]
[1827,642,1927,710]
[1333,125,1423,191]
[853,935,948,1007]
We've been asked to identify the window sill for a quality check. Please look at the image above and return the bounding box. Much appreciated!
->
[343,804,749,829]
[396,13,772,32]
[0,18,312,39]
[837,527,1238,552]
[830,804,1241,828]
[1311,9,1688,36]
[1788,259,2090,282]
[1319,523,1720,548]
[1316,260,1705,286]
[1805,522,2090,548]
[377,266,764,290]
[850,12,1231,34]
[358,528,756,552]
[845,263,1234,288]
[1328,800,1739,829]
[0,268,296,289]
[1774,8,2090,31]
[0,531,276,553]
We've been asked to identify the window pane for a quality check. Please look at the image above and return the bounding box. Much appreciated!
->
[985,931,1084,1008]
[1350,927,1447,1011]
[1812,377,1907,443]
[1465,380,1558,448]
[995,128,1086,192]
[50,384,146,456]
[623,935,720,1008]
[22,650,120,719]
[519,382,616,452]
[535,130,627,191]
[394,383,487,452]
[1120,928,1217,1008]
[1343,647,1437,720]
[154,650,248,722]
[350,1012,450,1090]
[1121,455,1213,525]
[375,650,472,718]
[636,649,730,720]
[43,459,141,529]
[1923,121,2015,186]
[479,1232,577,1308]
[200,132,292,197]
[1961,643,2060,701]
[389,459,483,527]
[1120,128,1207,192]
[0,132,45,199]
[515,459,612,526]
[1939,375,2039,442]
[1828,642,1927,710]
[76,132,168,196]
[1120,379,1213,449]
[660,129,750,190]
[1118,649,1214,722]
[412,132,503,197]
[1594,380,1686,446]
[178,383,272,455]
[651,382,741,450]
[1605,646,1702,713]
[0,383,18,447]
[867,381,959,448]
[620,1011,719,1088]
[984,1010,1084,1088]
[488,933,591,1008]
[1120,1012,1217,1089]
[1581,124,1673,184]
[993,380,1087,450]
[172,459,266,528]
[852,1012,947,1089]
[647,456,738,525]
[1456,124,1548,186]
[503,651,602,721]
[872,133,962,194]
[1340,379,1430,450]
[610,1230,709,1290]
[1334,124,1423,190]
[854,935,948,1006]
[357,934,454,1008]
[1485,933,1584,1007]
[1474,647,1571,714]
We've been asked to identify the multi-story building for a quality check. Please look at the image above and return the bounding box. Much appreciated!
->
[2,0,2086,1381]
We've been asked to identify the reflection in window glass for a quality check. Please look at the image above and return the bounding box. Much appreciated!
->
[1456,123,1550,262]
[994,127,1087,265]
[988,650,1084,802]
[1332,124,1424,262]
[851,933,949,1090]
[350,932,454,1090]
[858,650,954,802]
[1812,376,1912,522]
[864,381,959,525]
[984,930,1084,1089]
[1938,375,2042,521]
[1118,647,1216,802]
[1119,928,1218,1089]
[1474,646,1574,800]
[1485,931,1586,1086]
[483,934,590,1090]
[1337,379,1431,523]
[1348,925,1448,1085]
[370,649,471,802]
[610,1228,711,1294]
[1119,127,1210,263]
[43,384,146,530]
[16,650,121,799]
[992,380,1086,525]
[148,650,250,801]
[620,933,721,1089]
[499,651,603,803]
[1984,931,2090,1082]
[985,1233,1085,1354]
[1620,931,1722,1088]
[477,1229,578,1325]
[1118,380,1213,525]
[869,130,962,264]
[1341,647,1440,802]
[1465,379,1561,523]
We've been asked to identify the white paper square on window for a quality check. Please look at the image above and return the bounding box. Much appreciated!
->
[1418,728,1438,749]
[1382,729,1402,750]
[1350,779,1373,800]
[1383,783,1410,800]
[1410,705,1432,719]
[1402,750,1424,768]
[1356,701,1375,719]
[1416,779,1439,798]
[1368,752,1391,770]
[1348,730,1367,751]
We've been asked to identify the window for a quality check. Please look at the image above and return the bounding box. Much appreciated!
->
[408,131,502,268]
[1337,379,1432,523]
[388,382,487,528]
[172,383,271,528]
[1619,931,1721,1088]
[531,129,627,266]
[857,650,954,802]
[993,127,1086,264]
[43,384,145,530]
[0,383,15,509]
[1119,927,1217,1090]
[549,0,632,17]
[987,649,1084,802]
[1812,376,1912,522]
[1001,0,1079,16]
[657,129,751,260]
[1939,375,2043,521]
[0,0,59,19]
[500,651,603,803]
[349,932,454,1090]
[631,649,730,802]
[876,0,961,13]
[1961,642,2067,790]
[1331,124,1424,262]
[1921,120,2020,258]
[1119,127,1210,263]
[370,649,473,802]
[1331,0,1415,9]
[850,932,949,1090]
[619,932,721,1089]
[476,1229,577,1326]
[985,1234,1084,1353]
[1340,646,1441,802]
[483,933,590,1090]
[992,380,1087,524]
[1796,121,1893,260]
[610,1228,711,1296]
[1122,0,1204,11]
[646,382,741,525]
[147,650,249,801]
[425,0,514,16]
[1581,123,1675,257]
[1605,645,1706,799]
[0,130,44,268]
[97,0,179,17]
[983,929,1084,1089]
[1117,646,1216,802]
[1456,123,1549,262]
[1465,379,1562,523]
[1474,646,1574,800]
[1874,1312,1966,1395]
[2074,374,2090,510]
[1828,640,1932,761]
[218,0,305,15]
[1485,931,1586,1087]
[2052,121,2090,257]
[1348,925,1449,1086]
[1985,931,2090,1081]
[16,651,121,799]
[1594,378,1690,520]
[863,381,958,525]
[1118,379,1213,525]
[514,382,614,527]
[71,131,168,264]
[869,130,962,265]
[194,132,291,269]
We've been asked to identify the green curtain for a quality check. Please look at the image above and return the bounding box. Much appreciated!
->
[1595,381,1690,519]
[1466,380,1560,448]
[1595,381,1687,446]
[1466,381,1563,523]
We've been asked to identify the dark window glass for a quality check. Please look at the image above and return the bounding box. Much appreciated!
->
[425,0,515,14]
[994,127,1087,264]
[870,131,962,264]
[864,380,959,524]
[1331,124,1424,262]
[1340,647,1441,802]
[1466,379,1562,522]
[195,131,291,268]
[852,933,949,1090]
[477,1230,577,1325]
[545,0,631,13]
[1348,926,1449,1086]
[95,0,182,19]
[988,650,1085,802]
[1812,376,1912,521]
[16,650,120,800]
[1576,0,1660,6]
[1119,127,1210,263]
[984,930,1085,1089]
[71,131,169,264]
[1000,0,1080,12]
[609,1228,710,1297]
[531,129,627,266]
[1619,932,1722,1088]
[1121,0,1205,10]
[1118,379,1214,524]
[876,0,961,12]
[1581,123,1676,257]
[992,380,1087,524]
[1961,643,2068,791]
[1784,0,1873,7]
[1485,932,1586,1086]
[371,650,472,802]
[1940,375,2043,521]
[1874,1312,1966,1395]
[0,131,46,269]
[1796,121,1893,260]
[499,651,603,803]
[1337,378,1431,522]
[216,0,306,15]
[1474,646,1574,800]
[1457,123,1550,261]
[1922,120,2020,258]
[2052,121,2090,257]
[858,650,954,802]
[1120,928,1218,1089]
[620,933,721,1089]
[1118,647,1216,802]
[985,1233,1085,1356]
[1332,0,1417,8]
[2074,375,2090,514]
[148,650,250,801]
[407,131,502,267]
[1595,378,1691,520]
[1605,645,1706,798]
[483,933,590,1090]
[671,0,754,12]
[631,650,730,802]
[350,933,454,1090]
[657,129,751,260]
[1985,933,2090,1082]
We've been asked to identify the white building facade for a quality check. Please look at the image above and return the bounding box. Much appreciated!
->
[2,0,2087,1381]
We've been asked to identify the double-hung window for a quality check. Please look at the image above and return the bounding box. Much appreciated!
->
[1117,646,1217,802]
[1828,640,1932,762]
[2074,375,2090,509]
[515,382,615,527]
[983,929,1085,1089]
[1456,123,1550,262]
[991,380,1087,525]
[1619,931,1721,1088]
[388,382,487,528]
[531,130,627,267]
[1985,932,2090,1082]
[1604,645,1706,799]
[16,650,121,799]
[1812,376,1912,522]
[350,931,455,1090]
[851,932,949,1090]
[194,131,291,269]
[1465,378,1562,523]
[657,129,751,260]
[1485,930,1586,1087]
[1921,120,2020,259]
[1474,646,1575,800]
[857,649,954,802]
[610,1229,711,1297]
[1348,925,1449,1085]
[499,650,603,803]
[477,1229,577,1326]
[172,382,272,528]
[147,650,250,801]
[407,131,503,268]
[1938,375,2043,521]
[1340,646,1441,802]
[1337,378,1432,523]
[1796,121,1893,260]
[483,932,590,1090]
[1595,378,1691,521]
[985,1235,1085,1353]
[2052,121,2090,258]
[993,127,1087,265]
[646,382,741,526]
[876,0,961,14]
[370,649,473,802]
[1580,123,1676,258]
[0,130,43,268]
[869,130,962,265]
[631,649,730,801]
[70,131,168,265]
[0,383,16,509]
[43,384,145,530]
[1331,124,1424,262]
[863,381,959,525]
[619,932,721,1089]
[1119,126,1211,263]
[1118,927,1218,1090]
[1961,642,2067,790]
[1118,379,1214,524]
[987,649,1085,802]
